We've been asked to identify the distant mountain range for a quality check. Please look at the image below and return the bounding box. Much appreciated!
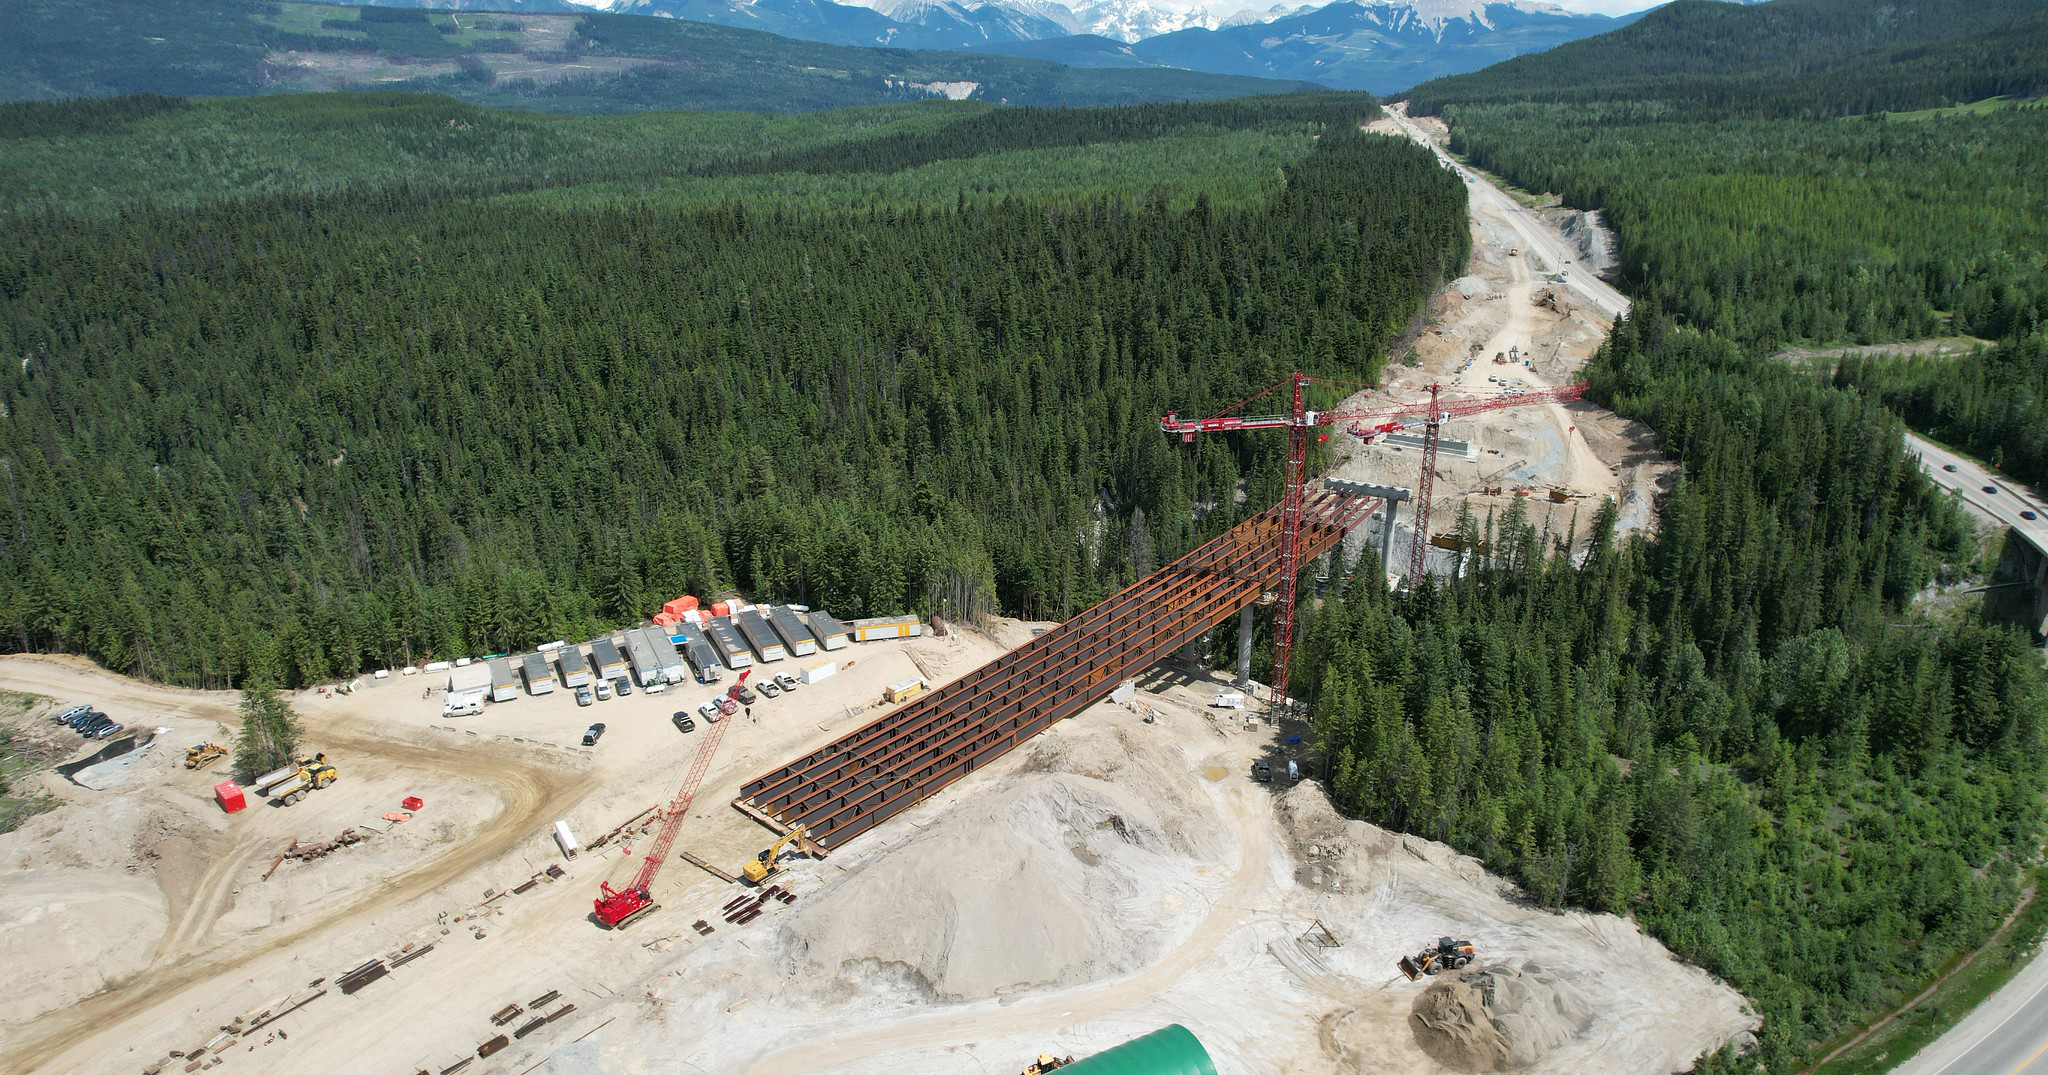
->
[350,0,1635,93]
[0,0,1319,113]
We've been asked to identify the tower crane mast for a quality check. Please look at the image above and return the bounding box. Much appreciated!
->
[1161,373,1585,714]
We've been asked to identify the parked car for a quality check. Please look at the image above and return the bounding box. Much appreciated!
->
[91,721,124,741]
[736,684,757,705]
[774,673,798,692]
[614,678,631,697]
[699,700,721,720]
[67,709,102,730]
[1942,463,1959,472]
[673,712,696,733]
[576,684,594,707]
[594,679,612,701]
[759,681,781,699]
[52,704,92,724]
[1252,760,1272,783]
[581,723,606,746]
[80,715,114,737]
[716,697,737,717]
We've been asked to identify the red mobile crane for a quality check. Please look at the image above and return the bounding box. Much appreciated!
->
[1161,374,1585,713]
[593,670,750,929]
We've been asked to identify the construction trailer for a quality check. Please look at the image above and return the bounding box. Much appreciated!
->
[673,624,723,683]
[768,606,819,657]
[521,652,555,696]
[637,627,688,684]
[735,609,787,663]
[445,664,491,714]
[623,630,664,687]
[804,609,851,651]
[487,658,520,703]
[589,637,629,683]
[705,619,753,670]
[556,646,592,688]
[851,615,923,643]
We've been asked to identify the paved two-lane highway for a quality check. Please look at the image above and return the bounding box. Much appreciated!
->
[1904,434,2048,552]
[1891,940,2048,1075]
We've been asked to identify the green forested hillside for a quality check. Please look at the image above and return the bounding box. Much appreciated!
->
[1319,4,2048,1070]
[1406,0,2048,116]
[0,92,1468,687]
[1835,336,2048,491]
[0,0,1318,114]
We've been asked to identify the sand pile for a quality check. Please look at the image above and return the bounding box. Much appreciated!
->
[1409,963,1595,1072]
[779,721,1228,1003]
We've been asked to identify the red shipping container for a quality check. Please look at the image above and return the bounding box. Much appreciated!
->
[653,611,679,627]
[710,601,731,617]
[662,598,693,617]
[402,795,424,811]
[679,595,699,612]
[215,781,247,814]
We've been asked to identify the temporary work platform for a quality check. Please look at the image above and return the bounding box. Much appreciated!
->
[706,619,753,670]
[804,609,850,650]
[674,624,722,683]
[735,609,786,663]
[768,606,819,656]
[488,658,519,703]
[850,616,922,642]
[521,652,555,696]
[589,637,628,682]
[736,490,1377,850]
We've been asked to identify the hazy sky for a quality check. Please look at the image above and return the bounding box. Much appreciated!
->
[1545,0,1668,14]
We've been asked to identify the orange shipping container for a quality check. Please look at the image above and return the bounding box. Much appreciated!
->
[653,612,680,627]
[662,598,693,617]
[710,601,731,618]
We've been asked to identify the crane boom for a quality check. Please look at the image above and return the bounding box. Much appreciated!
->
[593,707,735,929]
[1161,374,1586,712]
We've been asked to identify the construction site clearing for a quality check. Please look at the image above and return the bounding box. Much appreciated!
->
[0,148,1737,1075]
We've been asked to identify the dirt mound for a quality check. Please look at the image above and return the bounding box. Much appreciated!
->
[779,722,1228,1003]
[1409,962,1594,1072]
[0,869,169,1026]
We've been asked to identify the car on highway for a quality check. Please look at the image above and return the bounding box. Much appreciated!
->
[1943,463,1959,472]
[581,723,605,746]
[672,712,696,733]
[1984,485,1998,494]
[2023,511,2039,521]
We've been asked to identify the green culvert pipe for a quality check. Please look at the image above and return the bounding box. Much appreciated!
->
[1059,1025,1218,1075]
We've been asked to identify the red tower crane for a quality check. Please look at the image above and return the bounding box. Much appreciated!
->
[1161,374,1585,712]
[593,669,750,929]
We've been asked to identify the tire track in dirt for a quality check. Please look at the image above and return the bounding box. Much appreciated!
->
[0,656,599,1075]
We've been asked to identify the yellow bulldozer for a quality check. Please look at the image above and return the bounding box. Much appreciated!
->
[184,743,230,771]
[1398,936,1477,980]
[741,825,818,884]
[1021,1055,1075,1075]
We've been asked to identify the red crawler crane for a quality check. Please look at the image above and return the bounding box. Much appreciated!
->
[1162,374,1585,713]
[593,670,750,929]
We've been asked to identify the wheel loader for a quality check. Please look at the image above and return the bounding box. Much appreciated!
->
[1398,936,1477,980]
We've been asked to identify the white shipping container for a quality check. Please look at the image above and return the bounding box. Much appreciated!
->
[454,657,474,667]
[424,660,452,673]
[800,662,837,685]
[1213,691,1246,710]
[553,820,579,859]
[373,669,391,679]
[400,666,420,676]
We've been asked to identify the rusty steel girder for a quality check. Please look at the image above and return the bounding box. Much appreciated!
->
[734,490,1380,850]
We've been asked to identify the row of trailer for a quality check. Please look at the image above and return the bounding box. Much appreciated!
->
[443,607,921,710]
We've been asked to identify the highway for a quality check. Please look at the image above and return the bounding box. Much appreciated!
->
[1891,940,2048,1075]
[1381,103,1632,322]
[1903,433,2048,552]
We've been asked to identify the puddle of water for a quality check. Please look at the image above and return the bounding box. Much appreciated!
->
[1201,765,1229,782]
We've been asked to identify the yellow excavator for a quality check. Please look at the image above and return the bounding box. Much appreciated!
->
[741,825,818,884]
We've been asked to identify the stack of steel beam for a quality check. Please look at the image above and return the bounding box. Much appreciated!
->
[735,490,1378,849]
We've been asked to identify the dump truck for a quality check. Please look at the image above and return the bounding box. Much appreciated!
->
[253,753,339,806]
[184,743,229,770]
[1399,936,1477,980]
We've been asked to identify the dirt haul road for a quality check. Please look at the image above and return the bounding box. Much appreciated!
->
[0,655,598,1075]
